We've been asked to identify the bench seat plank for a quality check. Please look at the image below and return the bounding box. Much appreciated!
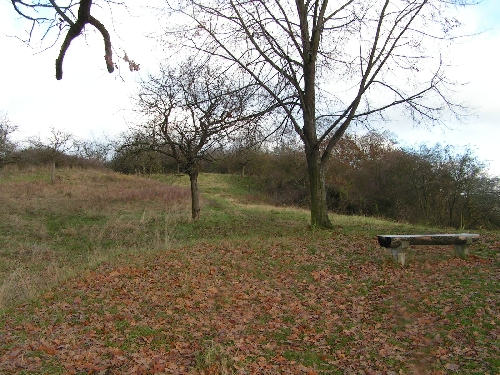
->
[376,233,480,266]
[377,234,479,248]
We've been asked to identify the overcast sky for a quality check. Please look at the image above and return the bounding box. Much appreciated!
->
[1,1,499,175]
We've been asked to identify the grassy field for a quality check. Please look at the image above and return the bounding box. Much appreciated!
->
[0,167,499,374]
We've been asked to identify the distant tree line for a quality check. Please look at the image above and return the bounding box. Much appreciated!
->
[111,129,500,230]
[0,117,110,173]
[2,113,499,229]
[320,132,500,230]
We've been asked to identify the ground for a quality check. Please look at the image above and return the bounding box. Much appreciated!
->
[0,169,499,374]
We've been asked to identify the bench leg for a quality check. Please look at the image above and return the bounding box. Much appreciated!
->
[390,241,409,266]
[455,238,472,258]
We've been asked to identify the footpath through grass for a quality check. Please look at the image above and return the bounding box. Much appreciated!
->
[0,167,499,374]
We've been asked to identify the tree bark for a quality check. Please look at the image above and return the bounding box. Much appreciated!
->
[190,170,200,221]
[305,147,332,229]
[302,52,332,228]
[51,160,56,184]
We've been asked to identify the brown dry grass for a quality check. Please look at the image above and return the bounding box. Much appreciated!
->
[0,166,191,310]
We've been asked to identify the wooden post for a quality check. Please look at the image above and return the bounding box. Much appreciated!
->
[390,240,409,266]
[455,237,473,258]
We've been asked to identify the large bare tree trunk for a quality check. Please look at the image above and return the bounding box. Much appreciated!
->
[305,147,332,229]
[190,170,200,221]
[302,57,332,228]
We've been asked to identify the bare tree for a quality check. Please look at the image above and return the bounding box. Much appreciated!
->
[73,134,112,164]
[164,0,475,228]
[9,0,139,79]
[132,58,271,220]
[0,112,19,168]
[28,127,74,183]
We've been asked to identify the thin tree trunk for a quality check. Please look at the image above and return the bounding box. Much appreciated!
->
[190,170,200,221]
[51,160,56,184]
[306,147,332,229]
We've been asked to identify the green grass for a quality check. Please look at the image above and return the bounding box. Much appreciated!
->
[0,167,499,374]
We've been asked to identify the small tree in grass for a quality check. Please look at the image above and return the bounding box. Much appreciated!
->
[28,127,74,183]
[131,58,273,220]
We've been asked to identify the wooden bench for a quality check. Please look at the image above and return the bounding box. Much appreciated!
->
[377,233,480,266]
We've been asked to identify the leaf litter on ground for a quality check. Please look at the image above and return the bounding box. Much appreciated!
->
[0,171,499,374]
[1,234,499,374]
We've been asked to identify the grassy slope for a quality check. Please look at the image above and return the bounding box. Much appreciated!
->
[0,167,499,374]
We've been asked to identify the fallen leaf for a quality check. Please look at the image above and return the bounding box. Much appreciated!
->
[38,345,57,355]
[444,363,460,371]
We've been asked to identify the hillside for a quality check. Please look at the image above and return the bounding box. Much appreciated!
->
[0,167,499,374]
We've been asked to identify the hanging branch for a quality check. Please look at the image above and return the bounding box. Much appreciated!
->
[54,0,114,80]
